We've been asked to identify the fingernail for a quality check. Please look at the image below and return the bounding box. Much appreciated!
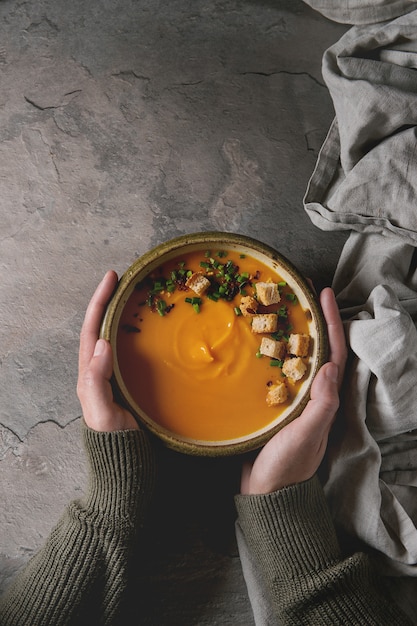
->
[326,362,338,383]
[93,339,106,356]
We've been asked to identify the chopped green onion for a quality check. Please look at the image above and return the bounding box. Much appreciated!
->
[270,359,284,367]
[286,293,298,303]
[157,300,167,316]
[278,306,288,318]
[151,281,164,293]
[234,307,242,316]
[185,297,202,305]
[193,303,200,313]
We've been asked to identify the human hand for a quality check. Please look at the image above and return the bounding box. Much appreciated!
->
[77,270,139,432]
[240,287,347,495]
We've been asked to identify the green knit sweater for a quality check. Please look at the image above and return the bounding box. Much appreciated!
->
[0,424,155,626]
[0,424,411,625]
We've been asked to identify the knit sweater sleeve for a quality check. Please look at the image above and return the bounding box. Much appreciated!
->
[235,475,412,626]
[0,421,156,626]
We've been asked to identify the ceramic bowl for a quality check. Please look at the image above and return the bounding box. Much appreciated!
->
[100,232,328,456]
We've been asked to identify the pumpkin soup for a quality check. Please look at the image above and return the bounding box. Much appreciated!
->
[116,249,311,442]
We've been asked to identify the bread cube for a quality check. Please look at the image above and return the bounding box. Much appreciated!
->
[266,381,288,406]
[288,333,310,358]
[239,295,258,317]
[185,272,211,296]
[256,282,281,306]
[259,337,286,360]
[282,357,307,382]
[251,314,278,334]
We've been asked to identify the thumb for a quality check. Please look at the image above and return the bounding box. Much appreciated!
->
[78,339,115,421]
[87,339,115,409]
[78,338,139,432]
[92,338,114,380]
[303,361,340,435]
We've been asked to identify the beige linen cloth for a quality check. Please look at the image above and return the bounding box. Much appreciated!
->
[237,2,417,623]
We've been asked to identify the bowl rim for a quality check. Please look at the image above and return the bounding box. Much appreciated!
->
[100,231,329,456]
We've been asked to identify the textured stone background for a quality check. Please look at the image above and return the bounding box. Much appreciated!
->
[0,0,347,621]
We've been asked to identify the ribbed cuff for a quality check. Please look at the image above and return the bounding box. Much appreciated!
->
[235,475,342,580]
[81,421,156,525]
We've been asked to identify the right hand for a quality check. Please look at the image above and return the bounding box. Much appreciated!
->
[240,287,347,495]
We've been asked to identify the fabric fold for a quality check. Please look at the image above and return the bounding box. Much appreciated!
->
[303,0,417,25]
[304,10,417,244]
[323,234,417,579]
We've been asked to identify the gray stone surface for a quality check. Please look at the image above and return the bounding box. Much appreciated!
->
[0,0,348,621]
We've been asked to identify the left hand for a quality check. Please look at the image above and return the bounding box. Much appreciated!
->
[77,270,139,432]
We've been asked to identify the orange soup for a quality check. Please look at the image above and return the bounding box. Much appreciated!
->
[116,249,311,442]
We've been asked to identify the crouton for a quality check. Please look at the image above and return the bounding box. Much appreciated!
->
[259,337,286,360]
[185,272,211,296]
[256,282,281,306]
[239,295,258,317]
[251,314,278,334]
[288,333,310,358]
[266,381,288,406]
[282,357,307,382]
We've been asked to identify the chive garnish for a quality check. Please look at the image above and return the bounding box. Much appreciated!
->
[185,296,202,306]
[286,293,298,303]
[157,300,167,316]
